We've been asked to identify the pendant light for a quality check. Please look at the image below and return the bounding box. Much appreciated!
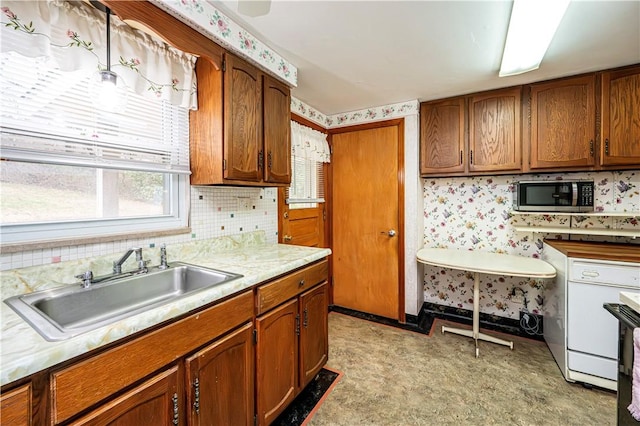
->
[92,4,126,111]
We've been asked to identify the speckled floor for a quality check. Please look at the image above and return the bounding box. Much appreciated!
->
[308,313,616,426]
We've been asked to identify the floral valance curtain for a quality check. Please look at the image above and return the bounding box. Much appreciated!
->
[1,0,197,109]
[291,121,330,163]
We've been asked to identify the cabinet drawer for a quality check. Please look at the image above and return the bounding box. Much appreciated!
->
[256,260,328,315]
[569,259,640,287]
[51,290,253,424]
[0,382,31,426]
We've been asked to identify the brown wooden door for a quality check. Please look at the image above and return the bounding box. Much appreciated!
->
[70,366,181,426]
[529,75,596,169]
[601,66,640,166]
[420,98,465,175]
[279,195,326,247]
[468,87,522,172]
[224,53,263,182]
[299,282,329,388]
[264,75,291,184]
[332,122,402,320]
[0,383,31,426]
[185,323,254,426]
[256,299,298,425]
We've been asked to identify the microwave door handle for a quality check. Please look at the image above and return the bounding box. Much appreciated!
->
[571,182,578,206]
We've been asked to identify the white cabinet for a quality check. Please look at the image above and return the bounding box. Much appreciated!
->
[543,245,640,390]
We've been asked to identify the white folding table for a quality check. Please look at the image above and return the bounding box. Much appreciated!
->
[416,247,556,357]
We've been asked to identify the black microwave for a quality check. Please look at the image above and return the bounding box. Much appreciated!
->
[513,180,595,212]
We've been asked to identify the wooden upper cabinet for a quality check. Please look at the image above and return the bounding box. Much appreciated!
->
[601,66,640,167]
[263,75,292,184]
[420,98,465,175]
[190,53,292,186]
[528,75,596,170]
[185,323,254,426]
[468,87,522,172]
[224,53,263,182]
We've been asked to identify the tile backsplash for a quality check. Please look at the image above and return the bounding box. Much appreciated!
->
[422,170,639,320]
[1,186,278,271]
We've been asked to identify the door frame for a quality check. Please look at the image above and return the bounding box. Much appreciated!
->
[328,118,405,322]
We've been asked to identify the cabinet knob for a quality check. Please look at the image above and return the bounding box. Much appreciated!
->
[299,279,305,287]
[283,235,293,242]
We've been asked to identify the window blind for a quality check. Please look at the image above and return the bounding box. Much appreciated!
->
[0,52,190,174]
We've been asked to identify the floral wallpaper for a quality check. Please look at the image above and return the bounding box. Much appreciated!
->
[423,170,640,320]
[291,97,420,129]
[150,0,297,86]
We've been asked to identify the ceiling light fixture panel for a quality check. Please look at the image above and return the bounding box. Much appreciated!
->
[499,0,571,77]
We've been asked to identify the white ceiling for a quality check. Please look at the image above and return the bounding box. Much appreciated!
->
[213,0,640,116]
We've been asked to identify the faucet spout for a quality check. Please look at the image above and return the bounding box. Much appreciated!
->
[113,248,141,274]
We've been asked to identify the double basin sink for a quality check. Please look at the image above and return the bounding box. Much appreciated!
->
[4,262,243,341]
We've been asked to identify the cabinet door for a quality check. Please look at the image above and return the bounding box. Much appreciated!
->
[224,53,263,182]
[299,282,329,388]
[0,383,31,426]
[468,87,522,172]
[420,98,465,175]
[256,299,299,426]
[529,75,596,169]
[70,366,181,426]
[263,75,291,184]
[601,66,640,166]
[185,323,254,426]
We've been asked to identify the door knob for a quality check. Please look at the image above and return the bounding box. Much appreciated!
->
[381,229,396,237]
[283,235,293,242]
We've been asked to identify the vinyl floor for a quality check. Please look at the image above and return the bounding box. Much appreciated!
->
[307,312,616,426]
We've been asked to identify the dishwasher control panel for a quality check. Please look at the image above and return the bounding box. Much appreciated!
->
[569,259,640,287]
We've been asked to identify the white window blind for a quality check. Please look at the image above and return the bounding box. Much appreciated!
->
[0,52,190,175]
[287,121,330,208]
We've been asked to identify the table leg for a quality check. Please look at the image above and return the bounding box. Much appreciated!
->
[441,272,514,357]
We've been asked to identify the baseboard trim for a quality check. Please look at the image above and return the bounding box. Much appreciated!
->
[423,302,545,341]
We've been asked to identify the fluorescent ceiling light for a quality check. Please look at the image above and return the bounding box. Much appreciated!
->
[499,0,570,77]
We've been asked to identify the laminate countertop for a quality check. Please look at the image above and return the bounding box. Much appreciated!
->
[0,239,331,387]
[544,239,640,263]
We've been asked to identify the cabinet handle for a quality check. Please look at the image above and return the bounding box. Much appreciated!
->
[193,378,200,414]
[267,151,273,170]
[589,140,594,156]
[470,150,473,164]
[460,150,463,165]
[258,150,264,170]
[295,314,300,336]
[303,307,308,328]
[605,139,610,156]
[298,279,305,287]
[172,393,179,425]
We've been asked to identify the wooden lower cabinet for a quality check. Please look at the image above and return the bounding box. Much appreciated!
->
[256,281,329,426]
[70,366,181,426]
[0,382,32,426]
[185,323,254,426]
[299,283,329,388]
[256,299,299,426]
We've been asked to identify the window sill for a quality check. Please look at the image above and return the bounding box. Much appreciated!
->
[0,227,192,254]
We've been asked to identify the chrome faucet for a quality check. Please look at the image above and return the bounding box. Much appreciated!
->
[113,247,144,274]
[158,244,169,270]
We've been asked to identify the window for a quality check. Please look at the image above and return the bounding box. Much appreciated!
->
[286,121,330,210]
[0,1,196,245]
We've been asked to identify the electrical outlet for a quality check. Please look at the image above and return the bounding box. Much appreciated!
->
[511,293,523,304]
[236,197,251,211]
[520,311,543,334]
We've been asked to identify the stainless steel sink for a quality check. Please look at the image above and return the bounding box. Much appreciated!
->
[4,262,243,341]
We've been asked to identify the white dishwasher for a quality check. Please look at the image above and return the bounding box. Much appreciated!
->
[567,259,640,388]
